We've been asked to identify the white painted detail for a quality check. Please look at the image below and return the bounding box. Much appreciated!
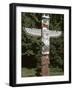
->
[42,14,50,19]
[24,28,41,36]
[42,29,62,38]
[24,28,62,39]
[42,51,49,55]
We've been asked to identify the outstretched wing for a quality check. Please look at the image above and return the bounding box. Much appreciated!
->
[49,30,62,37]
[24,28,41,36]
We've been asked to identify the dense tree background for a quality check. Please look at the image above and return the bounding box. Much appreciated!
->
[22,13,43,69]
[21,13,64,75]
[49,14,64,71]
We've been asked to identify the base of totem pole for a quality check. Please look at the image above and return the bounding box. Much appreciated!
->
[40,54,50,76]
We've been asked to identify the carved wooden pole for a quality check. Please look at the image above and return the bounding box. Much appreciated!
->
[41,55,49,75]
[40,14,50,76]
[40,14,62,76]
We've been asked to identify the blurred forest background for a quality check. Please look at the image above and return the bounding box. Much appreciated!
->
[21,13,64,77]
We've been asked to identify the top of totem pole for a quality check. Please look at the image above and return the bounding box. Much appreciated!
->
[42,14,50,19]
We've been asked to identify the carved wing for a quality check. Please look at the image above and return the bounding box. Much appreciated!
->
[24,28,41,36]
[49,30,62,37]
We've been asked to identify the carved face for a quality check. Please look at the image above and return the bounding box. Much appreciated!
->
[42,19,49,29]
[43,19,47,23]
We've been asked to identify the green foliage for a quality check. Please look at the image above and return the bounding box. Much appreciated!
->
[50,14,64,70]
[22,13,42,28]
[49,14,64,31]
[22,13,43,76]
